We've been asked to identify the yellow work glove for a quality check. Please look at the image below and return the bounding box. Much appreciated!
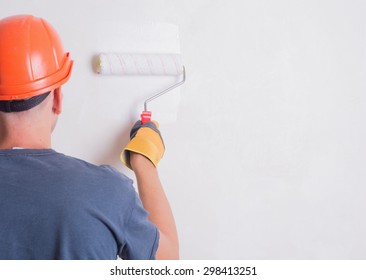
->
[121,121,165,169]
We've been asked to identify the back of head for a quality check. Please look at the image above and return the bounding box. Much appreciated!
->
[0,15,73,112]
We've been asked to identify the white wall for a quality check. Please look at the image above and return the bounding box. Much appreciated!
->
[1,0,366,259]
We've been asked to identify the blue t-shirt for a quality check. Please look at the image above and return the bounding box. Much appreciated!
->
[0,149,159,260]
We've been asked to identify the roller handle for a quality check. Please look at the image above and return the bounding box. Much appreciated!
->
[141,111,152,124]
[139,66,186,124]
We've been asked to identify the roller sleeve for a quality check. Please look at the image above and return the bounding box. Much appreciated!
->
[97,53,183,76]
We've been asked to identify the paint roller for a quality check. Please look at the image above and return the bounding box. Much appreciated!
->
[97,53,186,124]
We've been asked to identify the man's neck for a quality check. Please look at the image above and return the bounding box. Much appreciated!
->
[0,127,51,149]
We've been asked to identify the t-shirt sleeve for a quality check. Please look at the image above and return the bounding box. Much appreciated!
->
[119,193,160,260]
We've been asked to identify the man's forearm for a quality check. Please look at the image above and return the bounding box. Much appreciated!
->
[130,153,179,259]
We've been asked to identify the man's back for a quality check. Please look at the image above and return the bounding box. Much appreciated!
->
[0,149,159,260]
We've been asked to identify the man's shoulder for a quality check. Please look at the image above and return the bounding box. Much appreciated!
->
[56,151,130,179]
[0,148,134,195]
[52,151,134,190]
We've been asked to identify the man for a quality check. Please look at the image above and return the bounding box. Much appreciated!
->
[0,14,178,260]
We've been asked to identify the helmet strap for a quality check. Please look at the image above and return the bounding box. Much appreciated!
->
[0,92,51,113]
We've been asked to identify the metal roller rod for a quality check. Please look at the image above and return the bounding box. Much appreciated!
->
[144,66,186,111]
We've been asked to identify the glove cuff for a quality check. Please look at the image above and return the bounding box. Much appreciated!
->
[121,127,165,169]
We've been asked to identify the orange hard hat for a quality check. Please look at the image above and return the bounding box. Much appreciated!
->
[0,15,73,100]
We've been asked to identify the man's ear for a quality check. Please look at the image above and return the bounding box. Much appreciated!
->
[52,88,63,115]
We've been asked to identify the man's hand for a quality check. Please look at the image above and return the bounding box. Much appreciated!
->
[121,121,165,169]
